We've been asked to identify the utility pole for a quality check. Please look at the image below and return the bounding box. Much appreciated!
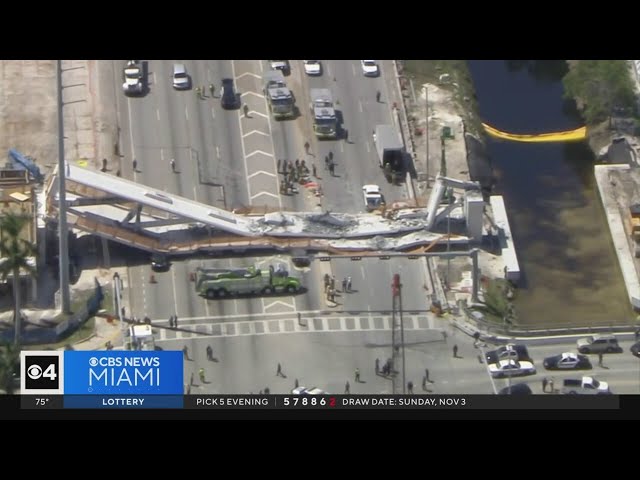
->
[57,60,71,314]
[391,273,406,394]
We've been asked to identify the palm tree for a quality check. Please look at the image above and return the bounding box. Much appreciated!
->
[0,213,37,347]
[0,341,20,394]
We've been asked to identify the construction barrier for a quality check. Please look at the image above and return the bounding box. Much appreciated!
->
[482,123,587,143]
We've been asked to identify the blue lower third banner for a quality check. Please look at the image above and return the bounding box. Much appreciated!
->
[64,351,183,395]
[64,395,183,409]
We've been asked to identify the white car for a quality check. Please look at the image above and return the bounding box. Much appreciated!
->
[362,184,384,211]
[488,359,536,378]
[303,60,322,76]
[361,60,379,77]
[122,60,143,95]
[291,386,328,395]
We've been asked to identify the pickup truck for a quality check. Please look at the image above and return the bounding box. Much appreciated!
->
[562,376,610,395]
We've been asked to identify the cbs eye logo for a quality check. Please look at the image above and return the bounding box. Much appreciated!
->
[22,354,60,391]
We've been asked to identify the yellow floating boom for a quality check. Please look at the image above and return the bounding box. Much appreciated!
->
[482,123,587,143]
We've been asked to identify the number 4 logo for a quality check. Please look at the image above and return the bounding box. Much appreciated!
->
[20,351,64,395]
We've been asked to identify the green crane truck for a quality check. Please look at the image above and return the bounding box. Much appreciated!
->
[195,265,302,299]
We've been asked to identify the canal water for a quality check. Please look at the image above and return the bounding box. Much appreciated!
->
[468,60,632,328]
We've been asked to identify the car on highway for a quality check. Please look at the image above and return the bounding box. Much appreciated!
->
[172,63,191,90]
[151,254,170,272]
[485,344,532,365]
[362,184,385,211]
[303,60,322,76]
[269,60,290,75]
[497,383,532,395]
[576,334,622,354]
[631,341,640,358]
[221,78,239,109]
[488,359,536,378]
[122,60,144,96]
[361,60,379,77]
[543,352,592,370]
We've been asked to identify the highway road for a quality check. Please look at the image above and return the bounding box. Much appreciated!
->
[112,59,433,392]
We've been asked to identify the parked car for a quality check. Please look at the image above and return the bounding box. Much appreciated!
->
[488,359,536,378]
[497,383,533,395]
[486,344,532,365]
[631,341,640,358]
[172,63,191,90]
[360,60,379,77]
[221,78,239,109]
[543,352,592,370]
[562,377,610,395]
[576,334,622,354]
[362,184,385,211]
[303,60,322,76]
[151,254,170,272]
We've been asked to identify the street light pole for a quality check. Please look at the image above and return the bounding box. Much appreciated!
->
[425,86,429,188]
[57,60,71,314]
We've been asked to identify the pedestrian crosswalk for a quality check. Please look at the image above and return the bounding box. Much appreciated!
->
[154,313,439,342]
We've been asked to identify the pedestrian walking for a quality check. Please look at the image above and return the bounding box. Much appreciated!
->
[548,378,554,393]
[206,345,213,361]
[376,90,381,103]
[473,331,480,347]
[277,158,282,174]
[425,368,430,383]
[328,288,335,303]
[347,276,352,292]
[344,129,349,142]
[324,155,330,170]
[264,387,270,394]
[442,330,448,342]
[132,158,138,172]
[186,384,191,395]
[170,158,176,173]
[328,151,333,161]
[342,277,348,293]
[375,358,380,374]
[174,315,178,328]
[116,169,121,177]
[102,158,108,171]
[598,353,604,367]
[190,372,194,386]
[542,377,548,393]
[209,84,215,97]
[199,368,205,383]
[330,275,336,290]
[345,381,350,394]
[304,141,310,154]
[295,378,299,388]
[295,158,300,169]
[243,103,249,117]
[312,163,317,178]
[276,363,283,377]
[453,344,458,358]
[355,368,360,383]
[407,381,413,394]
[329,162,335,176]
[324,273,330,291]
[182,345,189,360]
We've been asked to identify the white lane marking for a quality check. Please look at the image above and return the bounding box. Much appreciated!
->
[327,62,332,79]
[216,146,220,160]
[263,300,295,311]
[233,60,254,201]
[258,62,263,73]
[156,108,160,121]
[160,149,164,162]
[340,141,344,153]
[247,110,268,119]
[151,71,156,86]
[352,63,356,76]
[365,141,370,153]
[240,91,265,99]
[185,105,189,121]
[358,100,363,113]
[207,68,211,78]
[236,72,261,80]
[242,129,270,138]
[211,107,215,120]
[193,185,198,201]
[245,150,274,158]
[126,96,135,163]
[250,191,280,201]
[247,170,277,179]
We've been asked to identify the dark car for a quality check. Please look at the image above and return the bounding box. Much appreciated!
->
[221,78,239,109]
[486,344,532,365]
[497,383,532,395]
[151,254,170,272]
[543,352,592,370]
[631,341,640,358]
